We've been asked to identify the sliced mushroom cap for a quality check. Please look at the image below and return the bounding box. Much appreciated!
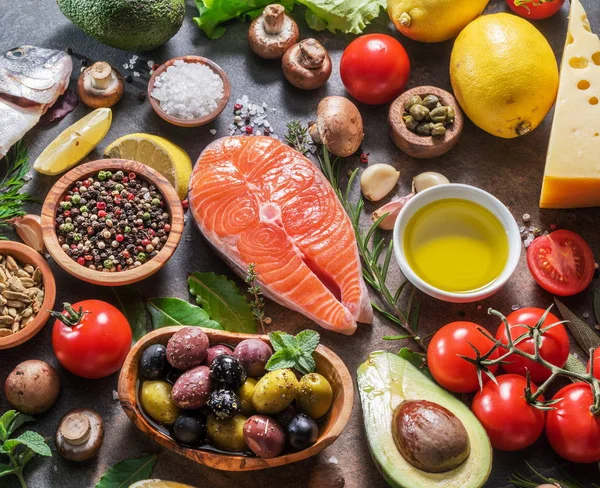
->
[282,39,332,90]
[248,4,299,59]
[56,408,104,462]
[78,62,124,109]
[309,96,364,157]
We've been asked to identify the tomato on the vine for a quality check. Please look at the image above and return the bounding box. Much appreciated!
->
[588,348,600,380]
[506,0,565,20]
[526,230,595,296]
[427,321,499,393]
[52,300,132,379]
[340,34,410,105]
[495,307,569,383]
[472,374,545,451]
[546,382,600,463]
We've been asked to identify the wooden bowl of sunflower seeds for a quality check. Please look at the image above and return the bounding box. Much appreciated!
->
[0,241,56,349]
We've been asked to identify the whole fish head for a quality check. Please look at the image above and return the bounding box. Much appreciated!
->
[0,46,72,106]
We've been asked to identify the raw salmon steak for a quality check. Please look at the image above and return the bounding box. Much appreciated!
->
[189,136,373,335]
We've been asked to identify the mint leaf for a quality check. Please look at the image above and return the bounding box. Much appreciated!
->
[0,463,15,477]
[266,330,320,374]
[295,330,320,354]
[265,349,298,371]
[6,413,35,439]
[95,454,157,488]
[268,331,288,352]
[14,431,51,457]
[148,298,222,330]
[296,354,316,375]
[188,272,256,333]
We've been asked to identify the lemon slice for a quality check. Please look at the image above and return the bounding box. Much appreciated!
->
[33,108,112,175]
[129,481,197,488]
[104,133,192,200]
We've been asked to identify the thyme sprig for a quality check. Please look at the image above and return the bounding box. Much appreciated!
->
[317,146,425,350]
[284,121,312,155]
[245,263,268,334]
[509,460,600,488]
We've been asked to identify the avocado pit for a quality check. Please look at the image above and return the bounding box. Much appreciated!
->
[392,399,470,473]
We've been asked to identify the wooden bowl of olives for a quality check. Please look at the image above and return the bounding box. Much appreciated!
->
[389,86,464,159]
[117,326,354,471]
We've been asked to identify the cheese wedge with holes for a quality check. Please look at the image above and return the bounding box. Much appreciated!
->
[540,0,600,208]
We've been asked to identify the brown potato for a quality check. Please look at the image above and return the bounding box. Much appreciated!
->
[5,360,60,414]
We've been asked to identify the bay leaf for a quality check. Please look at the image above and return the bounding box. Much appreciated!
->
[147,298,222,330]
[554,298,600,356]
[95,454,157,488]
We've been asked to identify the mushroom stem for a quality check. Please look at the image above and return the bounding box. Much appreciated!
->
[298,39,326,70]
[263,4,285,35]
[308,122,322,144]
[89,62,112,90]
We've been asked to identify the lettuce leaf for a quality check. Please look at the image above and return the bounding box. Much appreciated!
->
[298,0,387,34]
[194,0,295,39]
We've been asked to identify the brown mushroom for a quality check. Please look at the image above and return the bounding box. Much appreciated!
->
[309,96,364,157]
[78,62,124,109]
[282,39,332,90]
[392,400,470,473]
[56,408,104,462]
[248,4,299,59]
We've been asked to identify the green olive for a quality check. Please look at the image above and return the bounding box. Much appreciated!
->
[140,381,180,425]
[296,373,333,419]
[431,123,447,136]
[416,122,433,136]
[404,95,423,112]
[409,104,430,122]
[429,107,448,124]
[422,95,440,111]
[207,414,247,452]
[238,377,258,416]
[252,369,298,414]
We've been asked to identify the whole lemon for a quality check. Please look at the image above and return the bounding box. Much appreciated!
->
[450,14,559,139]
[388,0,489,43]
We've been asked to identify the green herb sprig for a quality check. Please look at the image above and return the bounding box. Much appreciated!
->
[0,410,51,488]
[265,330,320,375]
[95,453,157,488]
[284,121,312,155]
[245,263,268,334]
[509,460,600,488]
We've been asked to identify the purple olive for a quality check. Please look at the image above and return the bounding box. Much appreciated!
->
[233,339,273,377]
[204,345,234,366]
[243,415,285,458]
[166,328,209,370]
[171,366,212,410]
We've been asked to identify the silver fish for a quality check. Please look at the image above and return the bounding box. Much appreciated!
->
[0,46,72,158]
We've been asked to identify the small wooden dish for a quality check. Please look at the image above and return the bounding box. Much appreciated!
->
[41,159,184,287]
[118,326,354,471]
[0,241,56,350]
[148,56,231,128]
[389,86,463,159]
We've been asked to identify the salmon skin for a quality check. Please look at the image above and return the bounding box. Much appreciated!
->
[189,136,373,335]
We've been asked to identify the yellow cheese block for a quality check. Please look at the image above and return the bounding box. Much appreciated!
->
[540,0,600,208]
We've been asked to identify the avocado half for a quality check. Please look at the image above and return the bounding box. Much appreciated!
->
[357,351,492,488]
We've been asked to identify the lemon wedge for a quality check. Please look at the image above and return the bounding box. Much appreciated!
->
[33,108,112,175]
[129,481,197,488]
[104,133,192,200]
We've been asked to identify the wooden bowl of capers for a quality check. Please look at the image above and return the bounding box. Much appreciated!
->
[388,86,464,159]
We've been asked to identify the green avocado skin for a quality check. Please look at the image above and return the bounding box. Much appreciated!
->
[57,0,185,52]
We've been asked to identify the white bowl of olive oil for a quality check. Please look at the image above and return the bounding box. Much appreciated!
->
[393,184,521,303]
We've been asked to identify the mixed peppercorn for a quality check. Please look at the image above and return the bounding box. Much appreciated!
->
[55,170,171,272]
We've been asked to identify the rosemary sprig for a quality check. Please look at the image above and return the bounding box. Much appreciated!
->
[245,263,269,334]
[317,146,425,350]
[509,460,600,488]
[0,141,36,239]
[284,121,311,155]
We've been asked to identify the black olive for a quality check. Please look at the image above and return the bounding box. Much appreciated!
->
[172,413,207,446]
[207,389,241,419]
[139,344,170,380]
[209,354,247,389]
[286,414,318,451]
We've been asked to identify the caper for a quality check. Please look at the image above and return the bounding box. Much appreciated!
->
[404,95,423,112]
[422,95,440,111]
[429,107,448,123]
[446,106,456,123]
[416,122,432,136]
[431,123,447,136]
[402,114,419,131]
[409,104,429,122]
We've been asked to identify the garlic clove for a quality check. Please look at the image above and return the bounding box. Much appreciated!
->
[9,215,46,253]
[360,164,400,202]
[413,171,449,193]
[372,192,415,230]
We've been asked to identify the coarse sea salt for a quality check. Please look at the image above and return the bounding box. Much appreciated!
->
[151,60,224,120]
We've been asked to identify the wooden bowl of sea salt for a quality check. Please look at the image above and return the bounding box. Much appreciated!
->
[148,56,231,128]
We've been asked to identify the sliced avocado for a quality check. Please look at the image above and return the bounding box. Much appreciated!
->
[357,351,492,488]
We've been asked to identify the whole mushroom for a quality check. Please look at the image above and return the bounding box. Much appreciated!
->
[282,39,332,90]
[5,360,60,414]
[78,61,124,109]
[56,408,104,461]
[309,96,364,157]
[248,4,299,59]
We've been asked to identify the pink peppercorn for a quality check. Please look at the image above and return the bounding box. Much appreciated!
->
[116,234,124,242]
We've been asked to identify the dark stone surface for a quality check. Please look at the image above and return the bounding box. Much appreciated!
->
[1,1,599,487]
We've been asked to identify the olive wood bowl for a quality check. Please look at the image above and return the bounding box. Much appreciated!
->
[41,159,184,286]
[118,326,354,471]
[148,56,231,128]
[0,241,56,349]
[389,86,464,159]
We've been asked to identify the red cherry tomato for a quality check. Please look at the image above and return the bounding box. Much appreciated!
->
[495,307,569,383]
[340,34,410,105]
[472,374,545,451]
[506,0,565,20]
[546,382,600,463]
[526,230,595,296]
[52,300,132,379]
[588,348,600,380]
[427,321,499,393]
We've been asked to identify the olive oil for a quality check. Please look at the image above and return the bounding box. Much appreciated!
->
[403,199,508,293]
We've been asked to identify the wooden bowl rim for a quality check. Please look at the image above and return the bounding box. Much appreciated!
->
[118,326,354,471]
[41,159,184,286]
[148,56,232,128]
[389,86,463,157]
[0,241,56,349]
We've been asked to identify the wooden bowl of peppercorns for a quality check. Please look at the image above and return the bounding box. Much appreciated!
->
[41,159,184,286]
